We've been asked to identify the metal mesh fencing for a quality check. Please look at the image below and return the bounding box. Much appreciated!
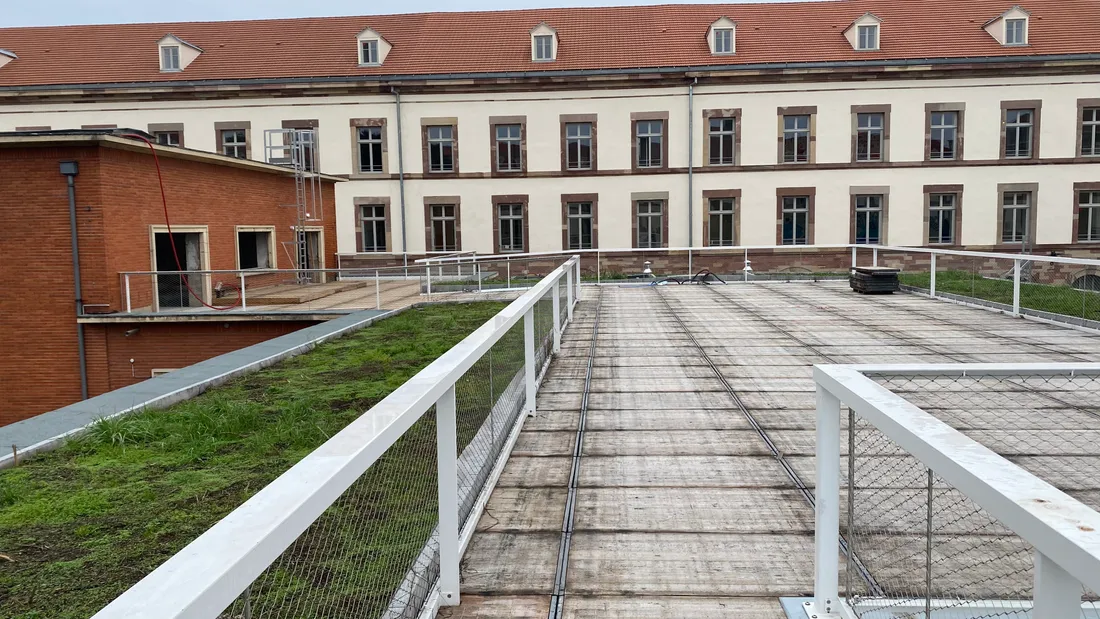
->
[843,372,1100,617]
[216,304,559,619]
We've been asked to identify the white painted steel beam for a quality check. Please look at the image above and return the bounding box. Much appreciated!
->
[436,384,460,606]
[813,385,842,617]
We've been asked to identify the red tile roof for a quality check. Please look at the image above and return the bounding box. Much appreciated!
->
[0,0,1098,88]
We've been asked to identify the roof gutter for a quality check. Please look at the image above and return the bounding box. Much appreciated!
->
[2,52,1100,93]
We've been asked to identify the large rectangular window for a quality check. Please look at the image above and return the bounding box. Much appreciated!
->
[856,113,884,162]
[1079,191,1100,242]
[782,196,809,245]
[854,195,884,245]
[358,126,384,173]
[1082,107,1100,157]
[636,200,664,248]
[237,229,273,269]
[565,122,593,170]
[427,126,455,173]
[636,120,664,168]
[430,204,458,252]
[495,124,522,172]
[708,198,736,247]
[566,202,594,250]
[497,203,525,252]
[1004,109,1034,158]
[928,193,957,245]
[1001,192,1031,244]
[221,129,247,159]
[782,115,810,163]
[709,117,736,165]
[360,204,387,252]
[929,111,958,160]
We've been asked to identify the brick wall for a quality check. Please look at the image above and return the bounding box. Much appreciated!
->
[0,141,336,426]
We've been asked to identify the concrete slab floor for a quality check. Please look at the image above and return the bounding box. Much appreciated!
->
[442,282,1100,619]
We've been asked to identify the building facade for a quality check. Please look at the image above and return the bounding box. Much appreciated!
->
[0,1,1099,266]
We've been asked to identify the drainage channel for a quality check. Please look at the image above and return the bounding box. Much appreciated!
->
[547,287,602,619]
[653,284,882,597]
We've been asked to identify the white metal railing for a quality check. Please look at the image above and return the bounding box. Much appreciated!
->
[92,257,582,619]
[811,363,1100,619]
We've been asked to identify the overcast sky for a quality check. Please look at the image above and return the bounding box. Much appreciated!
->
[8,0,790,27]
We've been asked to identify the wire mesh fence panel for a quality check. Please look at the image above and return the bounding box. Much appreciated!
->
[844,408,1036,619]
[220,409,441,619]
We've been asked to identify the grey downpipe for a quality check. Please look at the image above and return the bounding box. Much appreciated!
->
[392,87,408,266]
[61,161,88,401]
[687,78,696,263]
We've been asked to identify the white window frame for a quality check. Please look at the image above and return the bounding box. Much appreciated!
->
[636,200,664,249]
[495,124,522,172]
[782,196,809,246]
[360,204,388,253]
[855,113,884,162]
[154,131,181,147]
[636,120,664,168]
[160,45,181,71]
[1005,18,1027,45]
[1079,191,1100,243]
[857,24,879,50]
[357,126,384,173]
[235,226,276,271]
[497,204,525,253]
[929,111,958,160]
[928,193,957,245]
[430,204,458,252]
[1082,108,1100,157]
[713,28,733,54]
[708,117,736,165]
[360,39,380,65]
[854,195,884,245]
[1005,109,1034,159]
[783,115,811,164]
[1002,192,1031,244]
[566,202,594,250]
[565,122,593,170]
[708,198,736,247]
[427,126,455,173]
[533,34,554,61]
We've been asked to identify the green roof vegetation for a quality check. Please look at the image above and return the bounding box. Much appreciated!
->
[899,270,1100,322]
[0,302,507,619]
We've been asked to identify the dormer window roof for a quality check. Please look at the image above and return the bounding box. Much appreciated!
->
[531,22,557,62]
[708,17,736,56]
[843,13,882,51]
[356,27,391,66]
[0,49,16,70]
[157,34,202,73]
[984,6,1030,46]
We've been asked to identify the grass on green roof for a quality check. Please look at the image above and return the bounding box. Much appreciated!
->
[899,270,1100,322]
[0,301,508,619]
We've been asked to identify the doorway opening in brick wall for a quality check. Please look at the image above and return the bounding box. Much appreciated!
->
[151,228,209,309]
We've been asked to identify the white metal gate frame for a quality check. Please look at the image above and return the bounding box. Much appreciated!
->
[811,363,1100,619]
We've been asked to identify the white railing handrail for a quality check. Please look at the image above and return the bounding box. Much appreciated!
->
[811,363,1100,617]
[873,243,1100,268]
[93,256,579,619]
[119,265,422,277]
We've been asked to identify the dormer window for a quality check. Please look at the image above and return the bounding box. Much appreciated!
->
[714,29,733,54]
[156,34,202,73]
[361,40,379,65]
[160,46,180,71]
[708,17,736,56]
[857,24,879,50]
[530,22,557,62]
[1005,18,1027,45]
[356,27,391,67]
[984,6,1030,46]
[844,13,882,52]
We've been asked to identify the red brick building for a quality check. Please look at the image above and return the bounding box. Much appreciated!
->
[0,132,339,425]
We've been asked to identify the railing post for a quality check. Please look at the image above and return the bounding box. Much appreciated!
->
[506,258,512,290]
[375,270,381,310]
[930,253,937,298]
[124,274,132,313]
[574,258,581,302]
[477,262,482,293]
[552,277,562,354]
[688,247,693,276]
[851,246,857,268]
[239,274,247,311]
[427,266,432,300]
[524,308,536,417]
[566,265,574,323]
[1013,259,1022,317]
[596,249,601,286]
[436,384,460,606]
[814,384,842,617]
[1033,552,1081,619]
[872,247,879,267]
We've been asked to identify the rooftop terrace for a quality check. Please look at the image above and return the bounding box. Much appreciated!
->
[12,254,1100,618]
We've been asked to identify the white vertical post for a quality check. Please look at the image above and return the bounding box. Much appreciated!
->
[566,267,574,323]
[1013,259,1022,317]
[930,253,937,298]
[524,308,536,416]
[872,247,879,266]
[596,250,601,286]
[552,278,562,354]
[239,274,247,311]
[124,274,132,313]
[477,262,482,293]
[436,384,460,606]
[851,246,857,268]
[375,270,381,310]
[688,248,693,276]
[506,259,511,290]
[574,258,581,303]
[1032,552,1081,619]
[814,384,842,616]
[426,266,432,300]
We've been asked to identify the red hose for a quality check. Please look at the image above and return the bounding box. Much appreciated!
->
[123,134,241,311]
